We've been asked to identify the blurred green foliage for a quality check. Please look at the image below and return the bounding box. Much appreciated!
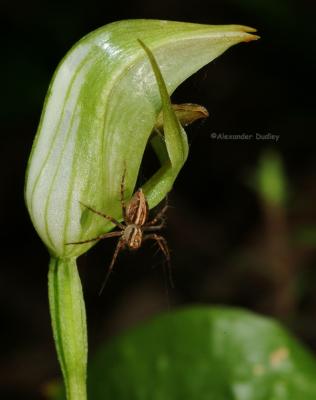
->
[256,150,287,206]
[294,226,316,246]
[56,307,316,400]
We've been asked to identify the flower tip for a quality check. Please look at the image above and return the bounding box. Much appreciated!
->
[241,32,260,43]
[234,25,259,42]
[243,26,258,33]
[199,106,210,119]
[248,34,261,42]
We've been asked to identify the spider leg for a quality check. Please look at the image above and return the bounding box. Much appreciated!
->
[143,234,174,288]
[66,230,122,245]
[145,204,169,226]
[98,238,125,295]
[79,201,124,229]
[120,166,127,223]
[143,223,165,232]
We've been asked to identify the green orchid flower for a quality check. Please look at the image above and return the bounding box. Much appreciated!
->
[25,19,258,400]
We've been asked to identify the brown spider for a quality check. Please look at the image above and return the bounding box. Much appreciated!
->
[67,171,171,294]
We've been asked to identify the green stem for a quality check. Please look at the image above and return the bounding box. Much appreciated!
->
[48,257,87,400]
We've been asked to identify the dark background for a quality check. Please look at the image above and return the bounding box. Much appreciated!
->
[2,0,316,398]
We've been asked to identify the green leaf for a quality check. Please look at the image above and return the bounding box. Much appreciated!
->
[86,307,316,400]
[25,20,258,258]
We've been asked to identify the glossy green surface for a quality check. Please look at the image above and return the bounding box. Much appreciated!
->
[87,307,316,400]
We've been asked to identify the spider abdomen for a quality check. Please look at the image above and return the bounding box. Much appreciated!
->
[123,224,143,250]
[126,189,148,225]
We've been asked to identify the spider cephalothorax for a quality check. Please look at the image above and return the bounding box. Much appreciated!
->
[67,172,170,293]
